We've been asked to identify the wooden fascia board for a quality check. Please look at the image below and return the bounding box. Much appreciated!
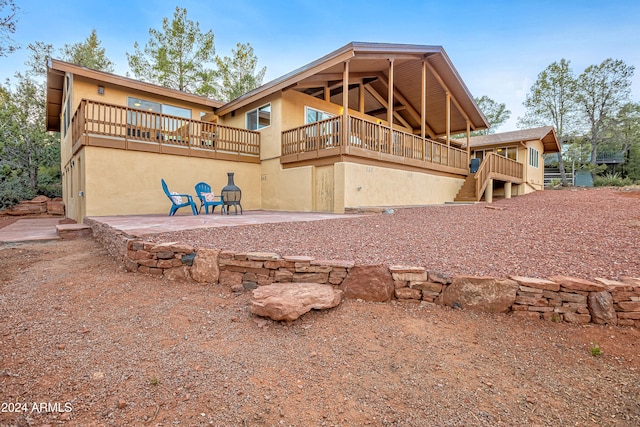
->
[48,59,221,108]
[216,50,356,116]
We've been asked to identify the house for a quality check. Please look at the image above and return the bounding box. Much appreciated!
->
[47,41,538,222]
[454,126,560,202]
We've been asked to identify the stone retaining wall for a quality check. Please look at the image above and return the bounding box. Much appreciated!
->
[89,219,640,329]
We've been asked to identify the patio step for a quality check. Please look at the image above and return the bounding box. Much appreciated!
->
[56,223,93,239]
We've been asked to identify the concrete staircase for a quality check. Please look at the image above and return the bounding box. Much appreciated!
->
[454,173,478,202]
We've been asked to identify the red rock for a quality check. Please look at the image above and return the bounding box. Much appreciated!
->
[563,312,591,324]
[594,278,634,292]
[395,288,422,300]
[511,276,560,292]
[164,266,191,282]
[246,252,280,261]
[442,276,518,313]
[251,283,343,321]
[617,301,640,312]
[191,249,220,284]
[339,265,395,302]
[618,312,640,320]
[588,291,617,325]
[428,270,453,285]
[548,276,605,292]
[312,260,354,269]
[219,270,243,287]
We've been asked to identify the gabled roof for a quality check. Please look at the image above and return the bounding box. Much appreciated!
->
[46,59,222,132]
[215,42,489,136]
[464,126,560,153]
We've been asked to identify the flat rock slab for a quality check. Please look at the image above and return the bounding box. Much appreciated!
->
[251,283,343,321]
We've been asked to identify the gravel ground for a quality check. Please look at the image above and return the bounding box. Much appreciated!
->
[150,187,640,281]
[0,238,639,426]
[1,187,640,426]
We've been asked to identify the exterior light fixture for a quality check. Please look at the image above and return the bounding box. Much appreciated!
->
[97,85,105,95]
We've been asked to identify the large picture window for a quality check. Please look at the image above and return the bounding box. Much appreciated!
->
[126,97,193,140]
[246,103,271,130]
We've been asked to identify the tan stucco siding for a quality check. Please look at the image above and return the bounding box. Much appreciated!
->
[218,93,281,160]
[524,140,545,193]
[71,75,214,121]
[81,146,261,217]
[260,159,314,212]
[341,163,464,209]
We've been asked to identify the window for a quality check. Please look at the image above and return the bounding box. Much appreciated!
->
[529,147,539,168]
[126,97,193,138]
[495,146,518,161]
[246,103,271,130]
[305,106,333,124]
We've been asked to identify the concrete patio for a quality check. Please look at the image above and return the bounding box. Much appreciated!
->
[0,210,361,243]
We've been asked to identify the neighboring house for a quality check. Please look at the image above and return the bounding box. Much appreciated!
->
[454,126,560,201]
[47,41,537,222]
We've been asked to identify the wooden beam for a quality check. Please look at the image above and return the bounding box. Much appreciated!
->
[425,60,473,126]
[363,85,412,129]
[359,82,365,113]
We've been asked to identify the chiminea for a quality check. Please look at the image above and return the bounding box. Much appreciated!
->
[221,172,243,214]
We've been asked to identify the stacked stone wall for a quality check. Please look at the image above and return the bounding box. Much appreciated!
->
[89,218,640,329]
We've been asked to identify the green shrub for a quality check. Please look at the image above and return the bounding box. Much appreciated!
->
[594,172,633,187]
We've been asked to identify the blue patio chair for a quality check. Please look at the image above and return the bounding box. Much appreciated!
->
[194,181,225,214]
[161,179,198,216]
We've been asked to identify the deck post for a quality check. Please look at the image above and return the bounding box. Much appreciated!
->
[342,60,350,146]
[387,58,394,129]
[485,179,493,203]
[421,59,426,139]
[466,120,471,161]
[505,182,512,199]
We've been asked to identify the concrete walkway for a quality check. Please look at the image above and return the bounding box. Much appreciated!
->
[0,218,61,243]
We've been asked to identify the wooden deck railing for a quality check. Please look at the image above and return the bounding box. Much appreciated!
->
[281,115,469,173]
[475,152,524,201]
[71,99,260,161]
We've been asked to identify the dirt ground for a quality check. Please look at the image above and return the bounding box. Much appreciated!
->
[1,235,639,426]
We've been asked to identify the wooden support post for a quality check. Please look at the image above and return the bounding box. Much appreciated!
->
[324,86,330,102]
[446,92,451,146]
[387,58,394,129]
[466,120,471,167]
[505,182,512,199]
[485,179,493,203]
[342,60,350,146]
[359,82,365,113]
[421,59,427,139]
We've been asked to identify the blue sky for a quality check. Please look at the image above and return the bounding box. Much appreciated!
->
[2,0,639,131]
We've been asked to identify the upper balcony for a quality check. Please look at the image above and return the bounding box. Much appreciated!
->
[70,99,261,163]
[281,115,470,175]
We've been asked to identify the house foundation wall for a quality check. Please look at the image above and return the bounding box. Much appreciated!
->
[80,146,262,219]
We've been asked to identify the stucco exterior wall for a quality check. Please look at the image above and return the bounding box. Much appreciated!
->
[260,159,314,211]
[78,146,260,218]
[524,140,545,192]
[340,163,465,210]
